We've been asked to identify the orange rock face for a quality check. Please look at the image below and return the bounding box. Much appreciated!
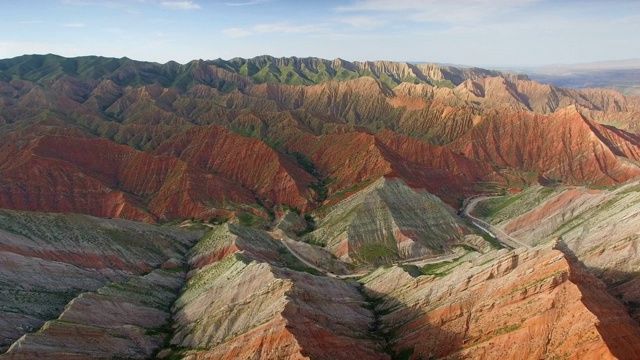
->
[449,106,640,185]
[362,245,640,360]
[4,55,640,359]
[153,125,315,210]
[475,183,640,325]
[0,134,255,222]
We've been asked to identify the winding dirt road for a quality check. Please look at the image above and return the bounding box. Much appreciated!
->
[463,196,531,249]
[278,238,369,279]
[278,236,465,279]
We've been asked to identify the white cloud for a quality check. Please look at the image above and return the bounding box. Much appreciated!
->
[160,1,200,10]
[337,15,387,29]
[225,0,268,6]
[336,0,541,25]
[222,22,328,38]
[63,23,86,27]
[222,27,251,38]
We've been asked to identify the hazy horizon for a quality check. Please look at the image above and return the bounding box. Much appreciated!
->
[2,0,640,68]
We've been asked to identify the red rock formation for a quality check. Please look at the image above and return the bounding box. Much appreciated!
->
[0,134,254,222]
[287,131,392,192]
[169,225,387,359]
[449,106,640,185]
[1,55,640,223]
[153,125,315,209]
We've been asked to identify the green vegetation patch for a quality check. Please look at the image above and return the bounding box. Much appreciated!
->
[431,79,455,88]
[189,225,232,256]
[355,243,397,263]
[616,183,640,195]
[185,253,247,294]
[471,194,524,220]
[421,261,456,277]
[290,151,317,175]
[236,211,265,228]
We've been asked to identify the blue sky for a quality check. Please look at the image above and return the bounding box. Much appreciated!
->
[1,0,640,67]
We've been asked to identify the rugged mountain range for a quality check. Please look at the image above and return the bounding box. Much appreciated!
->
[2,54,640,218]
[2,54,640,359]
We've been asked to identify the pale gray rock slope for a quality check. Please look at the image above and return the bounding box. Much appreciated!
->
[0,210,203,357]
[305,177,468,263]
[472,182,640,322]
[3,268,187,359]
[166,224,387,360]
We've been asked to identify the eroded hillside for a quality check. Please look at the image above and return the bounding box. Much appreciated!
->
[2,55,640,224]
[2,55,640,359]
[3,211,640,359]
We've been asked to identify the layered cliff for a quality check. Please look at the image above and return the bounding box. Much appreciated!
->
[0,133,256,222]
[2,210,640,359]
[362,245,640,359]
[0,210,203,356]
[3,53,640,359]
[305,177,470,262]
[471,182,640,323]
[166,224,387,360]
[449,106,640,185]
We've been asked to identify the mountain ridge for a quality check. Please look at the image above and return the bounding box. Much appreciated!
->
[2,54,640,224]
[0,53,526,90]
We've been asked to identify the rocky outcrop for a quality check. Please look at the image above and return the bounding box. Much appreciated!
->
[2,211,640,359]
[4,54,640,359]
[361,245,640,359]
[273,210,307,237]
[449,106,640,185]
[167,224,387,359]
[3,267,186,359]
[2,55,640,222]
[0,134,255,222]
[0,210,203,355]
[305,177,470,262]
[211,55,518,88]
[153,125,315,210]
[474,182,640,323]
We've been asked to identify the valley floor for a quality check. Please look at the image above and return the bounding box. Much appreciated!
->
[3,193,640,359]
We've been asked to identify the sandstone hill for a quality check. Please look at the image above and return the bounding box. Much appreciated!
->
[470,181,640,324]
[0,210,203,356]
[304,177,472,263]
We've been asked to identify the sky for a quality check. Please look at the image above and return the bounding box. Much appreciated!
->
[1,0,640,67]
